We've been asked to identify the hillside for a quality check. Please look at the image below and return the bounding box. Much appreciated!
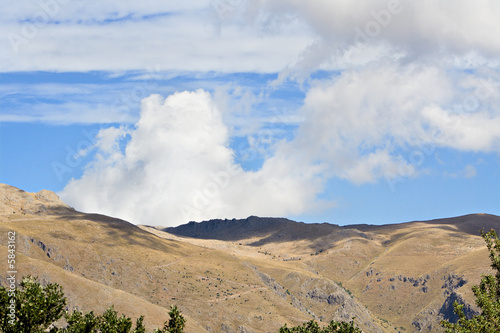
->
[162,215,499,331]
[1,183,499,332]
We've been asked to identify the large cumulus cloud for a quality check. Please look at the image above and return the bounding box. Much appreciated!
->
[60,90,325,226]
[53,0,500,224]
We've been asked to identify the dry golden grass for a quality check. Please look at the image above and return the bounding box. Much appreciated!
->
[1,184,499,332]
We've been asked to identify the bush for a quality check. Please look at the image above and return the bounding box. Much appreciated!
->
[441,229,500,332]
[279,318,362,333]
[153,306,186,333]
[0,276,66,333]
[59,306,146,333]
[0,276,184,333]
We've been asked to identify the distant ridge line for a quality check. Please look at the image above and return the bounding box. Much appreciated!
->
[164,213,500,241]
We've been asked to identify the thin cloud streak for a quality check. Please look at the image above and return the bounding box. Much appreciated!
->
[5,0,500,224]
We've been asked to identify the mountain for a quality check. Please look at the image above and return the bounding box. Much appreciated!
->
[1,183,499,332]
[164,214,500,331]
[163,216,342,243]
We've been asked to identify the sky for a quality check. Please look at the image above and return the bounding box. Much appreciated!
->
[1,0,499,227]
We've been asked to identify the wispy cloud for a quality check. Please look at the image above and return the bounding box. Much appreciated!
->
[5,0,500,224]
[444,164,478,179]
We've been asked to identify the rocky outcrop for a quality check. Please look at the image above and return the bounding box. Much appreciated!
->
[307,287,347,306]
[439,291,478,324]
[25,236,74,272]
[246,265,381,332]
[0,184,73,215]
[251,266,288,300]
[297,278,382,333]
[412,308,439,332]
[163,216,345,243]
[439,274,478,323]
[441,274,467,295]
[411,274,478,332]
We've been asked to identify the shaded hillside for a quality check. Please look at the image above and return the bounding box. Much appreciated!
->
[163,213,500,332]
[167,214,500,242]
[351,213,500,237]
[2,183,499,332]
[163,216,343,243]
[0,184,382,332]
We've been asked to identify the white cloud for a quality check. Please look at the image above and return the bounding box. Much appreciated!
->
[444,164,478,179]
[272,63,500,185]
[284,65,448,183]
[251,0,500,74]
[56,63,500,225]
[57,76,500,225]
[0,1,312,73]
[2,0,500,74]
[60,90,324,226]
[7,0,500,224]
[423,106,500,152]
[463,164,477,178]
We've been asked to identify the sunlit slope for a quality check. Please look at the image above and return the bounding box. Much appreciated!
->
[165,214,500,332]
[0,184,381,332]
[2,184,498,332]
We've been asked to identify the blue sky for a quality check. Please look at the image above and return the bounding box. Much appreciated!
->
[1,0,499,226]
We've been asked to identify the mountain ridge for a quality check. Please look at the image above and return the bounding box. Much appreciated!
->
[163,215,342,242]
[1,183,500,332]
[163,213,500,242]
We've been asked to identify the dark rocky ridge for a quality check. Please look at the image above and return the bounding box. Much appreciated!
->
[164,214,500,242]
[164,215,343,243]
[351,213,500,236]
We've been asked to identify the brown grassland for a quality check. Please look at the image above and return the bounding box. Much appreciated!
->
[0,183,498,332]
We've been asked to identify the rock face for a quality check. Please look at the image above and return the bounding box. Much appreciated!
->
[411,274,479,332]
[164,215,343,242]
[441,274,468,295]
[296,278,382,333]
[2,183,500,332]
[0,184,73,215]
[439,291,478,324]
[439,274,479,323]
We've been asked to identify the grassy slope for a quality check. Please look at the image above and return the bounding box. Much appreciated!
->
[1,184,499,332]
[0,209,325,331]
[163,214,499,332]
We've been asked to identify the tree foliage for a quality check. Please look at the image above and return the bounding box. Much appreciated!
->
[0,276,66,333]
[153,306,186,333]
[441,229,500,332]
[0,276,184,333]
[59,306,146,333]
[278,318,362,333]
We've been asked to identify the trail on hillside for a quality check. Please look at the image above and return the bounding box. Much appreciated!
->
[207,286,267,303]
[151,248,215,269]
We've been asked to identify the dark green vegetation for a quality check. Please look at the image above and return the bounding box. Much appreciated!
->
[4,228,500,333]
[441,229,500,332]
[0,276,65,333]
[0,276,185,333]
[3,185,500,331]
[278,319,362,333]
[3,227,500,332]
[0,276,361,333]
